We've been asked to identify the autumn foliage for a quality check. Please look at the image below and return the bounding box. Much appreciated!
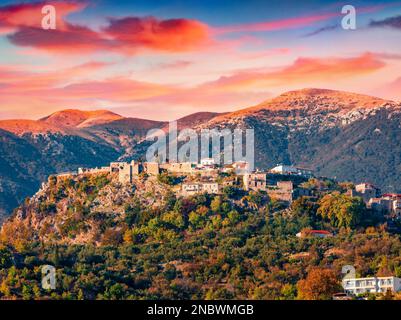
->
[297,267,341,300]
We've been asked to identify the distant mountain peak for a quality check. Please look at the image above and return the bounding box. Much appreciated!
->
[258,88,390,109]
[282,88,340,96]
[40,109,124,128]
[279,88,389,100]
[211,88,394,122]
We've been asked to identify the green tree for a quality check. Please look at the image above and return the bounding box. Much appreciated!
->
[0,247,13,268]
[317,192,365,228]
[211,196,222,213]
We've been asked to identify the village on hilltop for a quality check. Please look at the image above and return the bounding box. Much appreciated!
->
[55,160,314,204]
[53,158,401,223]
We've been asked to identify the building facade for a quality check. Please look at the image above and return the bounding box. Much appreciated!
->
[200,158,215,166]
[296,229,333,238]
[349,183,381,203]
[270,165,313,177]
[368,194,401,216]
[343,276,401,295]
[267,181,295,202]
[182,182,219,196]
[118,161,143,184]
[243,173,267,191]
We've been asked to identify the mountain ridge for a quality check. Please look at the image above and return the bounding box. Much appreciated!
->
[0,88,401,220]
[1,88,397,135]
[209,88,397,124]
[40,109,125,128]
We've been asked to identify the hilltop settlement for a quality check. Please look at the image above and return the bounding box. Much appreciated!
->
[70,159,401,218]
[71,160,314,203]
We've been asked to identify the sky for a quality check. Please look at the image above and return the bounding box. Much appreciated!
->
[0,0,401,120]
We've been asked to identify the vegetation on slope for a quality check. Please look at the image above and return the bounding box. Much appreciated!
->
[0,173,401,300]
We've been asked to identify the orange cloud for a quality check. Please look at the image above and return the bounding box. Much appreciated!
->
[0,61,108,91]
[54,78,175,101]
[0,61,176,118]
[202,53,385,91]
[123,53,386,118]
[3,2,212,55]
[214,12,339,35]
[0,53,389,120]
[103,17,211,53]
[1,1,394,57]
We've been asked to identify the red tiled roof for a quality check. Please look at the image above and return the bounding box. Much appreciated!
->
[309,230,332,235]
[382,193,401,198]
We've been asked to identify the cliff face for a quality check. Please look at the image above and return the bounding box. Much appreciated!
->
[0,172,176,245]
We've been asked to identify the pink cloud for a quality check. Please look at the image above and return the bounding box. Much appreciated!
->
[3,2,212,55]
[0,51,390,120]
[103,17,211,53]
[200,53,385,91]
[8,24,113,54]
[213,12,340,35]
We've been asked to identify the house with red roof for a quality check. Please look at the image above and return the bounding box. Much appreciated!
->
[296,229,333,238]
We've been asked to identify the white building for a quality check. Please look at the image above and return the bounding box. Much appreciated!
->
[232,161,250,174]
[393,200,401,216]
[368,194,401,216]
[182,183,201,195]
[200,158,215,166]
[201,182,219,194]
[270,165,313,177]
[182,182,219,196]
[296,229,333,238]
[343,276,401,296]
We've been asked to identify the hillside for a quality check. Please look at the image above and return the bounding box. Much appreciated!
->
[0,129,119,220]
[1,170,401,300]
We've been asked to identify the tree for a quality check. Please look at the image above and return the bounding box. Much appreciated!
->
[103,283,126,300]
[0,247,13,268]
[211,196,222,213]
[317,192,365,228]
[291,197,318,218]
[161,211,185,230]
[188,206,208,230]
[222,186,239,199]
[157,173,175,185]
[227,210,240,225]
[297,267,341,300]
[101,228,123,246]
[280,284,297,300]
[124,198,142,227]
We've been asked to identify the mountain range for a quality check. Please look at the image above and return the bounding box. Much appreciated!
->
[1,88,400,220]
